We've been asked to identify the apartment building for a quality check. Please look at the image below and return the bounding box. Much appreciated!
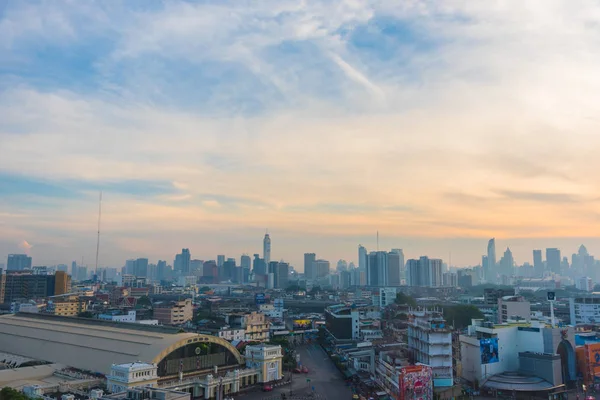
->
[154,299,193,325]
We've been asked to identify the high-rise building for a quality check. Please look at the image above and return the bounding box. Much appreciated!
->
[54,271,71,295]
[71,261,77,278]
[546,248,561,274]
[223,258,236,281]
[7,254,32,271]
[125,259,135,275]
[367,251,389,287]
[156,260,167,280]
[4,271,56,302]
[533,250,543,277]
[407,257,442,287]
[391,249,405,284]
[263,233,271,266]
[241,255,251,283]
[487,238,496,282]
[387,252,400,286]
[134,258,149,277]
[253,254,267,276]
[336,260,348,272]
[202,261,218,283]
[175,249,191,275]
[304,253,316,280]
[0,269,5,303]
[499,248,514,276]
[217,255,225,268]
[274,262,289,289]
[358,245,367,270]
[313,259,330,278]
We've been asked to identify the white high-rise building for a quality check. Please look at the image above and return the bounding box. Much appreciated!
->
[263,233,271,266]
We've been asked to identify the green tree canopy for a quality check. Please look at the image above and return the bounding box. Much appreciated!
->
[1,387,29,400]
[395,292,417,307]
[78,311,94,318]
[136,295,152,307]
[442,305,484,330]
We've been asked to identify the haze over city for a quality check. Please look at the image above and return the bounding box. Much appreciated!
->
[2,1,600,269]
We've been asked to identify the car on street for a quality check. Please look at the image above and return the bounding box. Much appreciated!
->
[262,384,273,392]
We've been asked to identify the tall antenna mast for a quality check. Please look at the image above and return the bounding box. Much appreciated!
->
[95,191,102,275]
[377,231,379,251]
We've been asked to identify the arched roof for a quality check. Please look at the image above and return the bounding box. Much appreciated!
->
[0,314,243,375]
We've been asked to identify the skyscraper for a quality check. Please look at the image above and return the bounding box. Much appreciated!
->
[274,262,289,289]
[157,260,167,280]
[387,251,402,286]
[134,258,149,277]
[533,250,543,277]
[253,254,267,276]
[7,254,32,271]
[546,248,561,274]
[367,251,388,287]
[499,248,514,276]
[391,249,405,285]
[407,257,442,287]
[304,253,316,280]
[358,245,367,270]
[486,238,496,282]
[313,259,330,278]
[241,254,251,283]
[217,255,225,268]
[263,233,271,266]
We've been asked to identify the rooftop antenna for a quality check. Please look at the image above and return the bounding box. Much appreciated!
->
[95,191,102,275]
[377,231,379,251]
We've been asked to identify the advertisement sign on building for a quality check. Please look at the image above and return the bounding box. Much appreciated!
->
[398,365,433,400]
[480,338,500,364]
[255,293,266,305]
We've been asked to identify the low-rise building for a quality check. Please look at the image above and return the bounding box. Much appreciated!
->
[226,312,270,342]
[218,327,246,342]
[154,299,193,325]
[107,362,158,394]
[497,295,531,324]
[244,344,283,382]
[325,304,381,341]
[48,298,87,317]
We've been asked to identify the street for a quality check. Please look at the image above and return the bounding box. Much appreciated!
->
[238,343,353,400]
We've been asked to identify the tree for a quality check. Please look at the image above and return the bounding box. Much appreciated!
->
[395,292,417,307]
[136,295,152,308]
[1,387,29,400]
[78,311,94,318]
[442,305,484,330]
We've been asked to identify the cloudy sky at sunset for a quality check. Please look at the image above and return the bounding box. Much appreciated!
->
[2,1,600,270]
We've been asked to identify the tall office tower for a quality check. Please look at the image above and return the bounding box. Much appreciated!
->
[7,254,32,271]
[202,261,218,283]
[77,266,88,282]
[546,248,561,274]
[481,255,488,279]
[358,245,368,270]
[387,251,402,286]
[4,271,56,302]
[253,254,267,276]
[367,251,389,287]
[407,257,442,287]
[217,255,225,269]
[134,258,149,277]
[54,271,71,295]
[304,253,316,280]
[180,249,191,275]
[125,259,135,275]
[223,258,236,281]
[241,255,251,283]
[190,259,203,275]
[71,261,77,278]
[533,250,543,277]
[274,262,289,289]
[157,260,167,280]
[499,248,514,276]
[336,260,348,272]
[391,249,405,285]
[313,259,330,278]
[263,233,271,266]
[486,238,496,282]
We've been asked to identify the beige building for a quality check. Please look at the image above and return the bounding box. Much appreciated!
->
[50,295,87,317]
[497,295,531,324]
[245,344,283,382]
[154,299,193,325]
[107,362,158,393]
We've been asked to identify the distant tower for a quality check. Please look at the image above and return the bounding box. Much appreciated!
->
[263,232,271,266]
[487,238,496,282]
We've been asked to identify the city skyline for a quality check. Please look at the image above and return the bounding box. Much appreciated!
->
[3,2,600,269]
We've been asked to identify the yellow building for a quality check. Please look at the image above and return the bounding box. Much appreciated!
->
[54,271,71,296]
[51,297,86,317]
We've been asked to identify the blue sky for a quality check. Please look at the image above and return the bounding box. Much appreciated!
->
[2,0,600,269]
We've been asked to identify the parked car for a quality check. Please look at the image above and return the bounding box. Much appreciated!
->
[301,366,309,373]
[263,384,273,392]
[294,367,302,373]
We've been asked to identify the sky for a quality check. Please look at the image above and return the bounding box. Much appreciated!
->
[2,0,600,271]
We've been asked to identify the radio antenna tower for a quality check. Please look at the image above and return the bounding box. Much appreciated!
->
[377,231,379,251]
[95,191,102,275]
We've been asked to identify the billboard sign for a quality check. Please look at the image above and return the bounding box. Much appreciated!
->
[547,291,556,301]
[255,293,266,305]
[293,319,312,329]
[398,365,433,400]
[480,338,499,364]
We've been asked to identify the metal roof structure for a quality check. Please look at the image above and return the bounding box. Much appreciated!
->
[0,313,243,375]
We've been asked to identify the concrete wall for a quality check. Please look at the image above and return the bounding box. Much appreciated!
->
[519,352,562,385]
